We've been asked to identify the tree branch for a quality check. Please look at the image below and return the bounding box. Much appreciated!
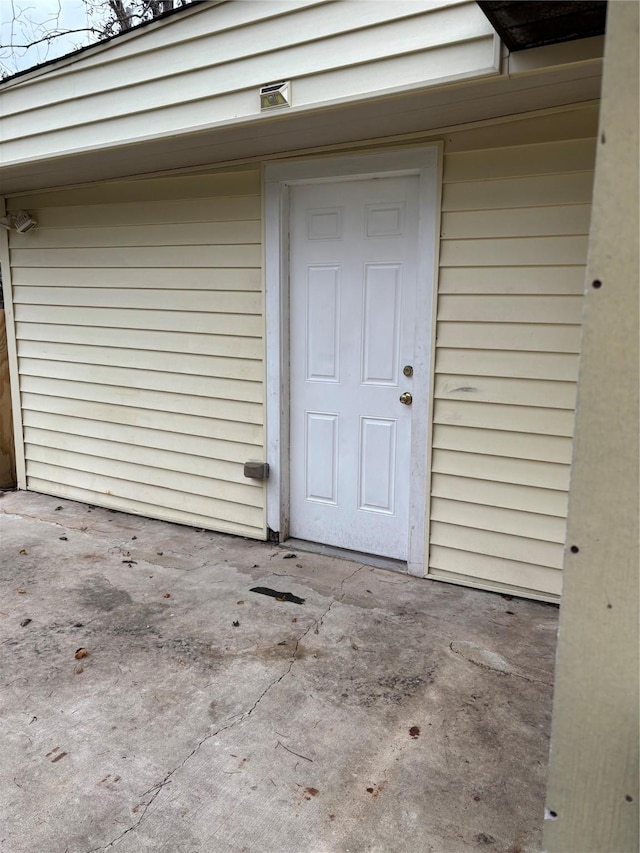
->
[1,0,196,77]
[1,28,105,50]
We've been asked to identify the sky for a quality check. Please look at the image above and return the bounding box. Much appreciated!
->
[0,0,107,75]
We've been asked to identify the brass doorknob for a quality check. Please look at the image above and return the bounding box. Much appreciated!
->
[399,392,413,405]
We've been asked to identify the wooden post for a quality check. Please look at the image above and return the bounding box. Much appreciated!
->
[543,2,639,851]
[0,304,16,489]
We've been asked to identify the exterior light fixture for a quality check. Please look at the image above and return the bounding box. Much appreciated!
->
[260,81,291,111]
[0,211,38,233]
[13,211,38,233]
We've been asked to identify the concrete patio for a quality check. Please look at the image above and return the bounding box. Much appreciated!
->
[0,490,558,853]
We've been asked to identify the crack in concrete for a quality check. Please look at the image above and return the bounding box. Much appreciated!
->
[108,543,215,575]
[312,564,365,635]
[0,510,68,530]
[262,571,307,580]
[449,642,553,687]
[87,561,364,852]
[0,509,213,573]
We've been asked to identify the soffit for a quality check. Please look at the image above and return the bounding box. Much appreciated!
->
[2,51,602,195]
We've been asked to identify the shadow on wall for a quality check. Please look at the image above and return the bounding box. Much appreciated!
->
[0,275,17,489]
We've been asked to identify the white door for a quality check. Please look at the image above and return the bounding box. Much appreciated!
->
[289,176,420,560]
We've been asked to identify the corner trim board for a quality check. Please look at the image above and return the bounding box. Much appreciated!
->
[0,197,26,489]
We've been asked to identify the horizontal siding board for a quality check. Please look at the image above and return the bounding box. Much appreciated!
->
[433,399,575,437]
[22,393,263,446]
[18,358,263,404]
[431,473,568,518]
[431,497,566,543]
[429,547,562,596]
[443,138,597,182]
[25,427,261,486]
[17,341,262,382]
[23,431,255,488]
[441,172,596,212]
[25,444,262,508]
[13,287,262,314]
[15,323,263,360]
[15,306,263,338]
[437,294,583,323]
[435,373,576,409]
[435,348,580,381]
[50,0,436,68]
[11,266,262,290]
[290,34,497,106]
[440,205,592,239]
[30,196,262,228]
[13,221,261,249]
[432,448,570,490]
[430,520,564,569]
[432,424,572,464]
[437,266,586,294]
[26,478,263,539]
[25,462,264,529]
[36,0,331,67]
[10,171,262,209]
[439,237,589,268]
[20,376,263,425]
[443,104,599,154]
[434,374,576,411]
[436,322,582,353]
[9,245,261,269]
[22,411,258,465]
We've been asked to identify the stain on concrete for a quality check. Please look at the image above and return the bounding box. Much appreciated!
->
[45,748,68,764]
[155,636,222,670]
[77,575,133,612]
[341,672,435,708]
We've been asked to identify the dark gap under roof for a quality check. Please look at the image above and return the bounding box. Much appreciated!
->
[477,1,607,51]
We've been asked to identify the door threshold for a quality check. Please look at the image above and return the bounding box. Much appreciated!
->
[283,538,408,574]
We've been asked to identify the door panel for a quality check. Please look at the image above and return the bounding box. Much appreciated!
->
[359,416,397,514]
[306,266,340,380]
[305,412,338,504]
[362,264,402,384]
[289,177,419,559]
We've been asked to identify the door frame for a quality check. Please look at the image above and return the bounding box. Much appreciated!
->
[264,145,441,576]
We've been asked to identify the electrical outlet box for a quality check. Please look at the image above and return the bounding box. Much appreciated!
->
[244,461,270,480]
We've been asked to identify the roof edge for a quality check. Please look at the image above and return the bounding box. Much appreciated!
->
[0,0,212,88]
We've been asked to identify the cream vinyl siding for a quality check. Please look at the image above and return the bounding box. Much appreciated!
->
[7,169,265,538]
[0,0,497,170]
[430,116,597,599]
